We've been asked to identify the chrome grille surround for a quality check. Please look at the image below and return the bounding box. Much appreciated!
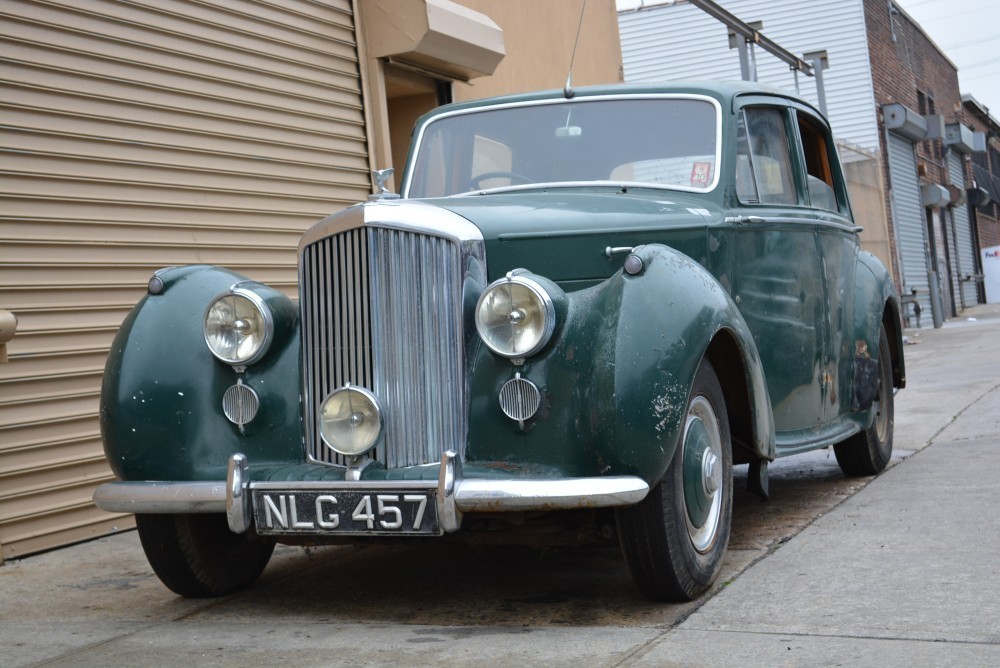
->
[299,201,486,469]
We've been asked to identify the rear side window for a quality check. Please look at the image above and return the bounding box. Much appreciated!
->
[737,108,797,205]
[797,112,840,212]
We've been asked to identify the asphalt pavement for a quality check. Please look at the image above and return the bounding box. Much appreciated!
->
[2,304,999,667]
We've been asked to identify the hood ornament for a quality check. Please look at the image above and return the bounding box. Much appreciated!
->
[370,168,400,200]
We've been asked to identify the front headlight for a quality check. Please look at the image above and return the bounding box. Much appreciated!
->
[475,273,556,358]
[204,287,273,365]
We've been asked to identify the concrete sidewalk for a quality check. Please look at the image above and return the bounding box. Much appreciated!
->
[2,305,999,667]
[631,305,1000,666]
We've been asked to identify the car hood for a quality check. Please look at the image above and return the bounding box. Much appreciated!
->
[427,189,720,285]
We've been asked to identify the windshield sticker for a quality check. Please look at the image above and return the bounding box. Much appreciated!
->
[690,162,712,188]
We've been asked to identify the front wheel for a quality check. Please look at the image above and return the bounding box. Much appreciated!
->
[136,513,275,598]
[617,359,733,601]
[835,325,894,476]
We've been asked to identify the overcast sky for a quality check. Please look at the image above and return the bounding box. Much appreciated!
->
[616,0,1000,122]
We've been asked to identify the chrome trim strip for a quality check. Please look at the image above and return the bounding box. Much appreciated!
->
[250,480,439,492]
[729,214,857,231]
[93,454,651,531]
[93,481,226,513]
[450,180,715,197]
[454,477,650,511]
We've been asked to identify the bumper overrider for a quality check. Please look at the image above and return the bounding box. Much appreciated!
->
[94,451,650,537]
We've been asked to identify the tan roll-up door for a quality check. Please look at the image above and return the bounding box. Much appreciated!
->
[0,0,370,561]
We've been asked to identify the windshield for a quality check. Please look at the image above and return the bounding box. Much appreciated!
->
[404,95,721,198]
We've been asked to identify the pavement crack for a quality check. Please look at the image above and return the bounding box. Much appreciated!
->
[918,381,1000,448]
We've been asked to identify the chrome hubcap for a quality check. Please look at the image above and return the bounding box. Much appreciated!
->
[703,451,720,495]
[683,395,724,554]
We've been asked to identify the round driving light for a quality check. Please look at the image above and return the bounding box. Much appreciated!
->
[319,385,384,457]
[204,288,273,365]
[475,275,556,358]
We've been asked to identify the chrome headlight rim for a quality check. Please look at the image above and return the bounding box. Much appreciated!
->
[475,273,557,359]
[318,384,385,458]
[203,286,275,366]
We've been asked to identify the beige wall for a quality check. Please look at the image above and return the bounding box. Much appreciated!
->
[840,142,895,276]
[453,0,623,102]
[359,0,624,186]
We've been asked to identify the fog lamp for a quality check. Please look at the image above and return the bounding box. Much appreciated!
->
[319,384,384,457]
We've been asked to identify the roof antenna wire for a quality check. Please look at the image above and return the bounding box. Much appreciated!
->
[564,0,589,99]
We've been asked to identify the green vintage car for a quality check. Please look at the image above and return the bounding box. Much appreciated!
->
[95,82,905,602]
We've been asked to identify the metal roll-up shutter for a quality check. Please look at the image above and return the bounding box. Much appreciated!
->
[948,152,979,309]
[0,0,370,560]
[886,133,931,324]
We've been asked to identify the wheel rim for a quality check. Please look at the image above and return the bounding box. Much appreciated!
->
[682,395,724,553]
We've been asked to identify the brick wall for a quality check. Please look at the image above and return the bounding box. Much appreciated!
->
[962,102,1000,253]
[864,0,964,299]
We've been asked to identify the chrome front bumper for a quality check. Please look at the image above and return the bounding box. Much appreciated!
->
[93,452,650,534]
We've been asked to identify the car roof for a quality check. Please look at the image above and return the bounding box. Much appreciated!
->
[420,81,824,123]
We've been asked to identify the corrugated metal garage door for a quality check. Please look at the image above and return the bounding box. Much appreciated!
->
[948,152,979,309]
[0,0,370,561]
[618,0,882,151]
[887,132,931,324]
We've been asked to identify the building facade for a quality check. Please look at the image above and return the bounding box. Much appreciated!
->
[963,96,1000,255]
[618,0,992,327]
[0,0,623,561]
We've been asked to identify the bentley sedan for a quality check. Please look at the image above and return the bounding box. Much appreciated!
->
[95,82,905,602]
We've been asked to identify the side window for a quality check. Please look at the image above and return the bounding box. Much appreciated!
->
[737,108,797,205]
[797,112,840,212]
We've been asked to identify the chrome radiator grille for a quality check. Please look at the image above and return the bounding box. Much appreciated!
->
[300,225,467,468]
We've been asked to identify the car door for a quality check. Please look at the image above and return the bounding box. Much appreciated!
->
[789,105,859,423]
[731,102,827,441]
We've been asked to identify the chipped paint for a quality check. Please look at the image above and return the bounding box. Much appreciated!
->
[652,381,684,435]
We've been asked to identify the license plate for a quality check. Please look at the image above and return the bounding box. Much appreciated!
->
[252,489,440,536]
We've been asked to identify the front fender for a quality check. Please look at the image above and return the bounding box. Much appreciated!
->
[467,244,773,484]
[609,244,773,481]
[100,265,303,482]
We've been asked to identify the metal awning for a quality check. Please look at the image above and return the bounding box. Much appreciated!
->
[364,0,505,81]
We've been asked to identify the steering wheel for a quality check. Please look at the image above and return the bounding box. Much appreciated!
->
[466,171,534,190]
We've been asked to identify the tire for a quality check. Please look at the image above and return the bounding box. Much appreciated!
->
[834,325,894,476]
[136,513,275,598]
[617,359,733,601]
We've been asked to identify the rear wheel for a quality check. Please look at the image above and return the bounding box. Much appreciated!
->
[136,513,275,598]
[617,359,733,601]
[835,326,894,476]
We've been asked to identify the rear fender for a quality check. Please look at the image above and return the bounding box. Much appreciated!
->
[852,252,906,413]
